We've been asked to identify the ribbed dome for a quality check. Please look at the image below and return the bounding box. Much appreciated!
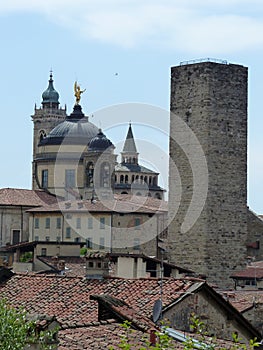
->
[39,105,99,146]
[42,72,59,107]
[89,129,114,152]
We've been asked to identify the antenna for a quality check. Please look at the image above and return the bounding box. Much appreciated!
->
[152,248,165,323]
[152,299,162,323]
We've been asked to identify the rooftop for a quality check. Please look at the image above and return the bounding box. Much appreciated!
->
[0,188,57,207]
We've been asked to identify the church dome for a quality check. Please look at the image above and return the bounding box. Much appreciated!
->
[42,72,59,106]
[89,129,114,152]
[39,104,99,146]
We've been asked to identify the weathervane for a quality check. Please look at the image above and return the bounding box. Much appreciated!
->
[74,81,86,105]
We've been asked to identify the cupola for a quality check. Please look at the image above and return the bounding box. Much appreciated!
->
[89,129,115,152]
[42,72,60,108]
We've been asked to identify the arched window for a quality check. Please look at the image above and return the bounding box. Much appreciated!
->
[120,175,124,184]
[125,175,129,184]
[153,176,157,186]
[115,175,117,183]
[144,176,148,184]
[121,191,128,194]
[136,192,142,196]
[101,162,110,188]
[132,175,135,182]
[86,162,94,187]
[149,176,152,185]
[39,129,46,142]
[140,175,144,184]
[155,193,161,199]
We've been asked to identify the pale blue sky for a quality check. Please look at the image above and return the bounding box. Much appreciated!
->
[0,1,263,212]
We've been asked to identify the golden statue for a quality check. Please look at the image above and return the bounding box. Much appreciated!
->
[74,81,86,105]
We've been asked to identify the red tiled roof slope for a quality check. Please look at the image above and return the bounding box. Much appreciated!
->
[0,188,57,206]
[0,274,197,328]
[27,194,167,214]
[221,290,263,312]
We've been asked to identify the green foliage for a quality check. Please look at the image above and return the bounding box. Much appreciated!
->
[80,247,87,256]
[109,315,261,350]
[19,251,33,262]
[0,298,58,350]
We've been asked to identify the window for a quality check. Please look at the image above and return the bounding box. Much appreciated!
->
[101,162,110,188]
[46,236,50,241]
[134,238,140,250]
[135,218,141,229]
[12,230,20,245]
[66,227,71,239]
[86,162,94,187]
[56,236,61,243]
[100,217,105,229]
[99,237,105,249]
[45,218,50,229]
[125,175,129,183]
[65,169,75,188]
[76,217,81,229]
[39,129,46,142]
[88,217,93,229]
[86,238,93,249]
[41,248,47,256]
[75,237,80,243]
[34,218,39,229]
[35,236,39,241]
[41,169,48,189]
[88,261,94,268]
[120,175,124,183]
[56,217,61,229]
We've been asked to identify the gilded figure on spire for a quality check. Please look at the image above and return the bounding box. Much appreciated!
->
[74,81,86,105]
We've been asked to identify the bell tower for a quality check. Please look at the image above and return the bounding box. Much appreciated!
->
[31,72,66,190]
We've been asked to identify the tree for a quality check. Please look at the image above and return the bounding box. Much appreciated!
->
[0,298,57,350]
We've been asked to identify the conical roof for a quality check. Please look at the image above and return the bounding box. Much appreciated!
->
[122,123,137,153]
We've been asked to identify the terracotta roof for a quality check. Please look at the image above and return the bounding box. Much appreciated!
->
[58,321,184,350]
[0,275,199,329]
[26,194,168,214]
[38,256,86,277]
[90,294,156,332]
[231,261,263,279]
[221,290,263,313]
[0,274,260,348]
[0,188,57,207]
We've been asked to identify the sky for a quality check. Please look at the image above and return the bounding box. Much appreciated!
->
[0,0,263,212]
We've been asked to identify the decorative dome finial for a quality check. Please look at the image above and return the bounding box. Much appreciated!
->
[74,81,86,105]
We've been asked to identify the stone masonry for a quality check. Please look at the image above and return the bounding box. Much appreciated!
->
[168,61,248,289]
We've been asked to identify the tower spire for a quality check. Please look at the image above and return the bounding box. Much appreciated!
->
[121,123,138,164]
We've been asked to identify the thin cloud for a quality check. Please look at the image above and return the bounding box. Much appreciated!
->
[0,1,263,54]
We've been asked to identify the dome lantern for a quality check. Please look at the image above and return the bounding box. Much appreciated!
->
[41,72,60,108]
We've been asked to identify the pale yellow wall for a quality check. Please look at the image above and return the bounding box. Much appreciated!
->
[0,206,30,246]
[34,243,80,257]
[30,211,111,250]
[112,213,157,253]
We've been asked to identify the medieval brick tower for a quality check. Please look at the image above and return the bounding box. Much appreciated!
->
[168,61,248,289]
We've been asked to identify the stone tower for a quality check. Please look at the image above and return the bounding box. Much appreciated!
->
[168,61,248,289]
[32,72,66,189]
